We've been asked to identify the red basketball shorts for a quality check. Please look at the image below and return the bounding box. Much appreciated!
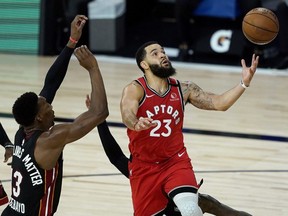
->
[128,148,199,216]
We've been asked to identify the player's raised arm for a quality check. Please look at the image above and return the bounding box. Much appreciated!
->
[33,46,108,170]
[40,15,88,104]
[184,53,259,111]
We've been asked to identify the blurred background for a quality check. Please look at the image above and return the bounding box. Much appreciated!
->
[0,0,287,69]
[0,1,287,215]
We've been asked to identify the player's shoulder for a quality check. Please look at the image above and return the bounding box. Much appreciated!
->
[179,80,194,90]
[127,79,143,89]
[168,77,178,84]
[122,80,144,98]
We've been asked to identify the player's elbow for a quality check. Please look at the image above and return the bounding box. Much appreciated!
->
[92,104,109,123]
[220,106,230,111]
[97,108,109,123]
[213,103,230,111]
[214,99,233,111]
[217,105,230,111]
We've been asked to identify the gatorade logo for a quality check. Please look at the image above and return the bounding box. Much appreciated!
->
[210,30,233,53]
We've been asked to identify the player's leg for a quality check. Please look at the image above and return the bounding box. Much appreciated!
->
[199,193,252,216]
[128,160,169,215]
[165,152,203,216]
[173,192,203,216]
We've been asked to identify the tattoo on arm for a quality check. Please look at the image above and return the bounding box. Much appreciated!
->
[182,81,215,110]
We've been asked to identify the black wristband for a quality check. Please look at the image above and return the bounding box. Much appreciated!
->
[4,142,13,148]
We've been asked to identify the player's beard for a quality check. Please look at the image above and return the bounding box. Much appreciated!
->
[149,63,176,78]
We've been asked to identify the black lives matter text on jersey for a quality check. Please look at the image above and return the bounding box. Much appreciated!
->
[13,146,43,186]
[22,154,43,186]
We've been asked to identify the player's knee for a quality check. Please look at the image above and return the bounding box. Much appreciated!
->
[173,192,203,216]
[177,202,203,216]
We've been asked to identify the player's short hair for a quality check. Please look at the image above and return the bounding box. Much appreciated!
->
[12,92,39,127]
[135,41,158,73]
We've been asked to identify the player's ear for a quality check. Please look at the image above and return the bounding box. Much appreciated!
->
[140,61,148,70]
[36,114,43,122]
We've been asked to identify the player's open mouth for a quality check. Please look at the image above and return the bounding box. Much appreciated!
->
[161,60,169,65]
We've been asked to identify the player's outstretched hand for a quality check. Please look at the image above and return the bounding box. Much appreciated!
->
[70,15,88,42]
[74,45,99,72]
[241,54,259,87]
[134,117,157,131]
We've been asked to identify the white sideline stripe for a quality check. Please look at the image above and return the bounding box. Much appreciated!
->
[71,51,288,77]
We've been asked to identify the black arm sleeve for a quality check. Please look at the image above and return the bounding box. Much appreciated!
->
[97,121,129,178]
[0,122,12,148]
[38,45,73,213]
[39,46,74,104]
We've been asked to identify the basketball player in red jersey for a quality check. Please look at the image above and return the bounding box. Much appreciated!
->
[75,94,250,215]
[120,41,259,216]
[95,120,252,216]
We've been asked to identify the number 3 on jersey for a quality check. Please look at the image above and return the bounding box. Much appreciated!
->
[13,171,23,197]
[150,119,172,137]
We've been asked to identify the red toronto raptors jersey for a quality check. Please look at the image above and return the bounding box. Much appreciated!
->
[127,76,185,163]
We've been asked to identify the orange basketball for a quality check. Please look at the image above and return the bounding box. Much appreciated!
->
[242,7,279,45]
